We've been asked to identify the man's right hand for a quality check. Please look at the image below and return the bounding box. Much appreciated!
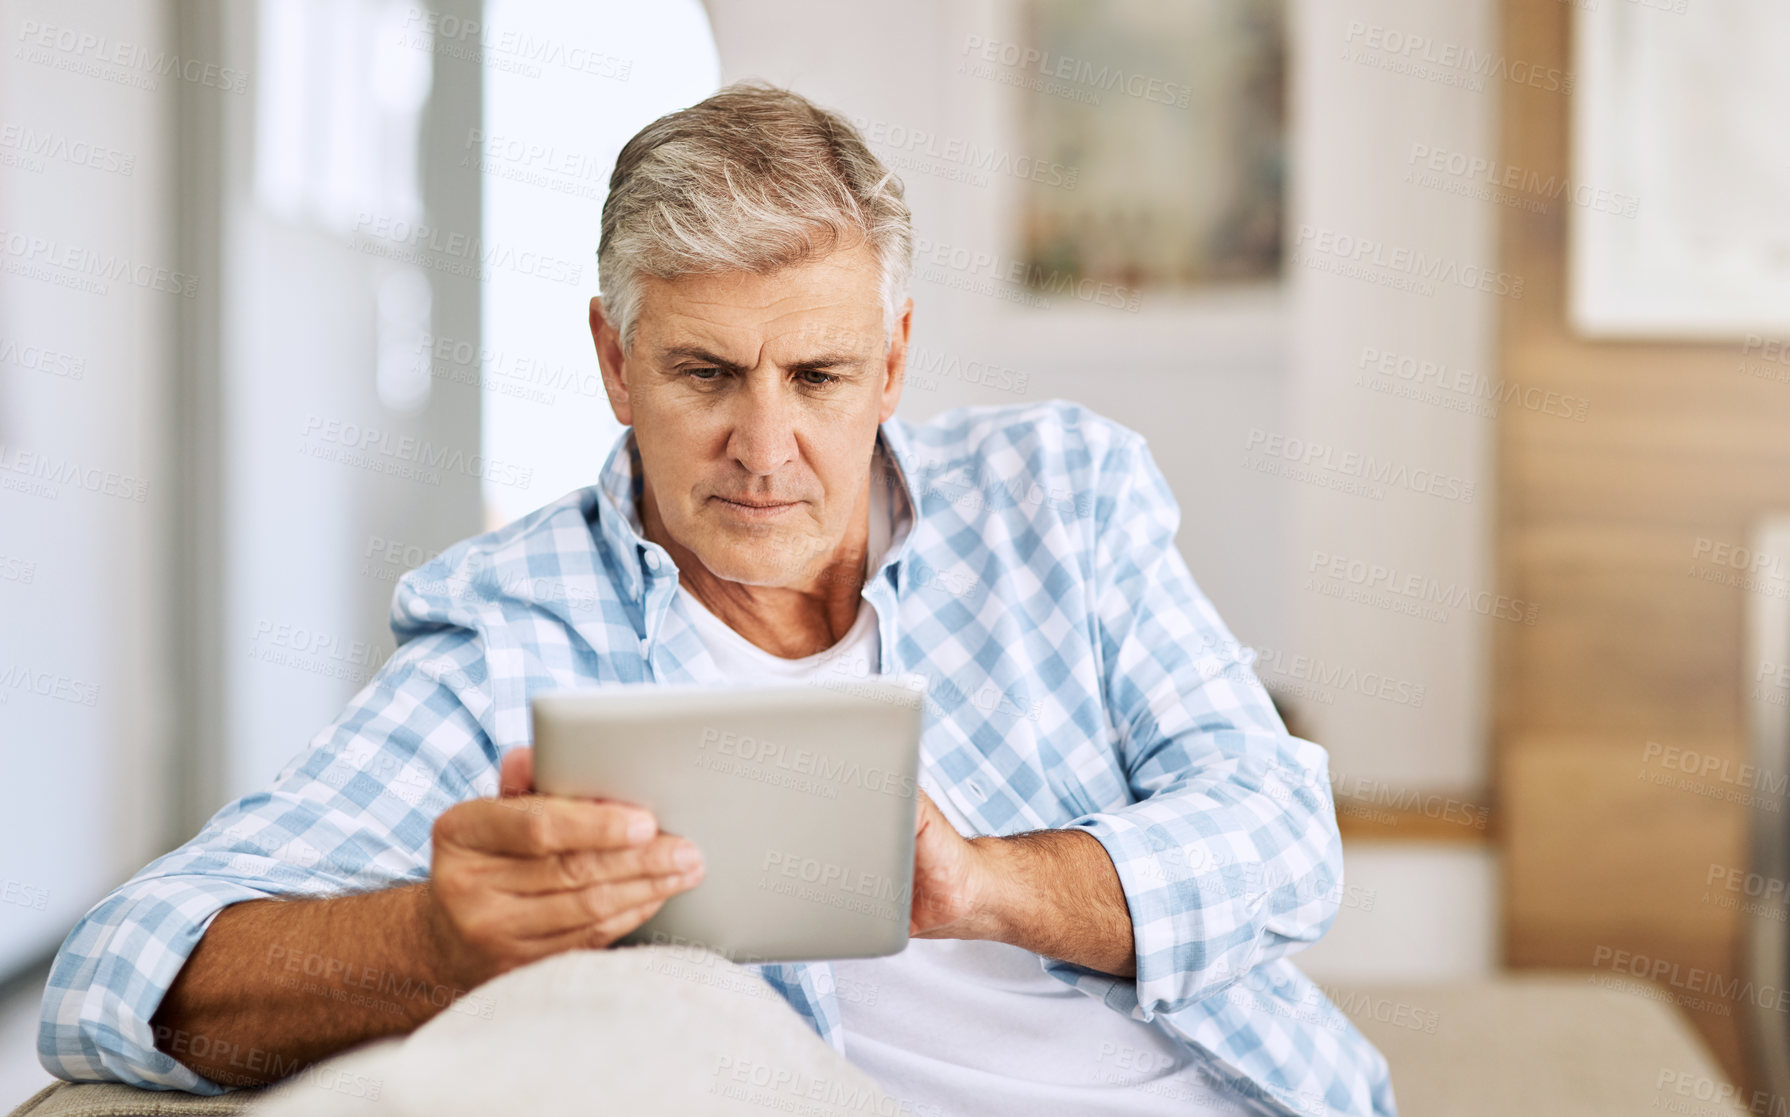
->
[425,746,706,989]
[151,746,706,1087]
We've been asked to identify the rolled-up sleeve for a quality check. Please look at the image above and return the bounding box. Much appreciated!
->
[1051,431,1344,1021]
[37,626,501,1091]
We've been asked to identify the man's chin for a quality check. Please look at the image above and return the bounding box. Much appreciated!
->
[684,537,808,588]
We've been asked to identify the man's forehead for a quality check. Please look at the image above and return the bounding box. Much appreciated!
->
[633,246,885,352]
[648,317,879,357]
[638,290,883,359]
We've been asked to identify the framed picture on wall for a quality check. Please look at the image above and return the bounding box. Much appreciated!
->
[1571,0,1790,339]
[1016,0,1286,297]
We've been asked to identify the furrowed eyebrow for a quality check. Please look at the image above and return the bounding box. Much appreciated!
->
[656,345,748,373]
[786,352,868,374]
[655,345,869,376]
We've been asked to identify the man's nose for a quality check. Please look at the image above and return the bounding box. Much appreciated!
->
[726,375,798,476]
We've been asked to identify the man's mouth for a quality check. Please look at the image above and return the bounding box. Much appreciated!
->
[712,495,800,515]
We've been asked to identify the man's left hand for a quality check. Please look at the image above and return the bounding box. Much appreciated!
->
[903,787,1138,977]
[907,788,1001,940]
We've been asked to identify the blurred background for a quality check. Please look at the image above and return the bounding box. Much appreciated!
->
[4,0,1789,1111]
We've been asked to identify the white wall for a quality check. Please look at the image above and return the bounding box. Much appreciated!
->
[1295,844,1500,982]
[479,0,720,527]
[0,0,178,971]
[1284,0,1498,792]
[209,0,486,805]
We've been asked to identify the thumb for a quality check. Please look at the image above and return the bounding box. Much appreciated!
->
[499,746,534,798]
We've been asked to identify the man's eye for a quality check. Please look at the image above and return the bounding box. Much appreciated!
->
[799,371,839,387]
[686,367,724,381]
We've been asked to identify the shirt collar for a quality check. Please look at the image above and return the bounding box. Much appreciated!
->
[591,418,925,602]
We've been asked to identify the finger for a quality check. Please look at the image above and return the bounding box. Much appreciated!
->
[583,897,676,948]
[914,789,949,837]
[509,871,703,941]
[525,897,672,956]
[439,795,657,857]
[499,747,534,798]
[498,835,704,896]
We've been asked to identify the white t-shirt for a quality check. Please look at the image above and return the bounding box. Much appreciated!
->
[673,451,1252,1117]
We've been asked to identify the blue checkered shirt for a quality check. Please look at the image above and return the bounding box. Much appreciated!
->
[38,400,1395,1116]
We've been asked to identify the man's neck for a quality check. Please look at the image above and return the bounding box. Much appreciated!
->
[640,479,873,659]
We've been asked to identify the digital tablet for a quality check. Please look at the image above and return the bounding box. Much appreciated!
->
[530,678,924,965]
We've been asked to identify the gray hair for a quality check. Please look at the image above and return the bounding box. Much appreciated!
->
[597,82,913,353]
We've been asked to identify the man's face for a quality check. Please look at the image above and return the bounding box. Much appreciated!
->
[590,244,910,590]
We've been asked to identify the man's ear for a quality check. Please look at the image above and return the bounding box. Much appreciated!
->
[590,296,633,426]
[880,296,913,423]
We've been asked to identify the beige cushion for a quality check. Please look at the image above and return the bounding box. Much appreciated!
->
[1332,973,1737,1116]
[255,945,892,1116]
[14,946,889,1117]
[6,1081,263,1117]
[13,966,1736,1116]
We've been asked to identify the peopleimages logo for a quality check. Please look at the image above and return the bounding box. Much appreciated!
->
[350,214,583,286]
[910,235,1141,312]
[959,35,1192,108]
[0,122,136,176]
[905,344,1030,396]
[1357,346,1588,422]
[1405,142,1637,218]
[397,8,633,82]
[0,441,150,503]
[1307,549,1539,625]
[1341,21,1573,95]
[1251,647,1426,708]
[1591,945,1790,1013]
[1739,335,1790,388]
[0,335,85,380]
[0,664,99,708]
[1655,1070,1784,1117]
[300,415,534,490]
[14,19,249,94]
[1639,739,1788,794]
[1692,537,1790,581]
[0,553,36,585]
[1292,225,1525,299]
[1244,428,1476,504]
[696,726,917,799]
[0,227,199,298]
[849,115,1079,190]
[414,332,602,406]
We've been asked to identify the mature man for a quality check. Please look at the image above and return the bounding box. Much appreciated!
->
[39,84,1394,1116]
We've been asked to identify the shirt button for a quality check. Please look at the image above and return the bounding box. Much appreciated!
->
[639,637,650,655]
[644,552,661,571]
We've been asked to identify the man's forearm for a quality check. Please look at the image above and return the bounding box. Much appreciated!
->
[151,882,472,1087]
[969,829,1137,978]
